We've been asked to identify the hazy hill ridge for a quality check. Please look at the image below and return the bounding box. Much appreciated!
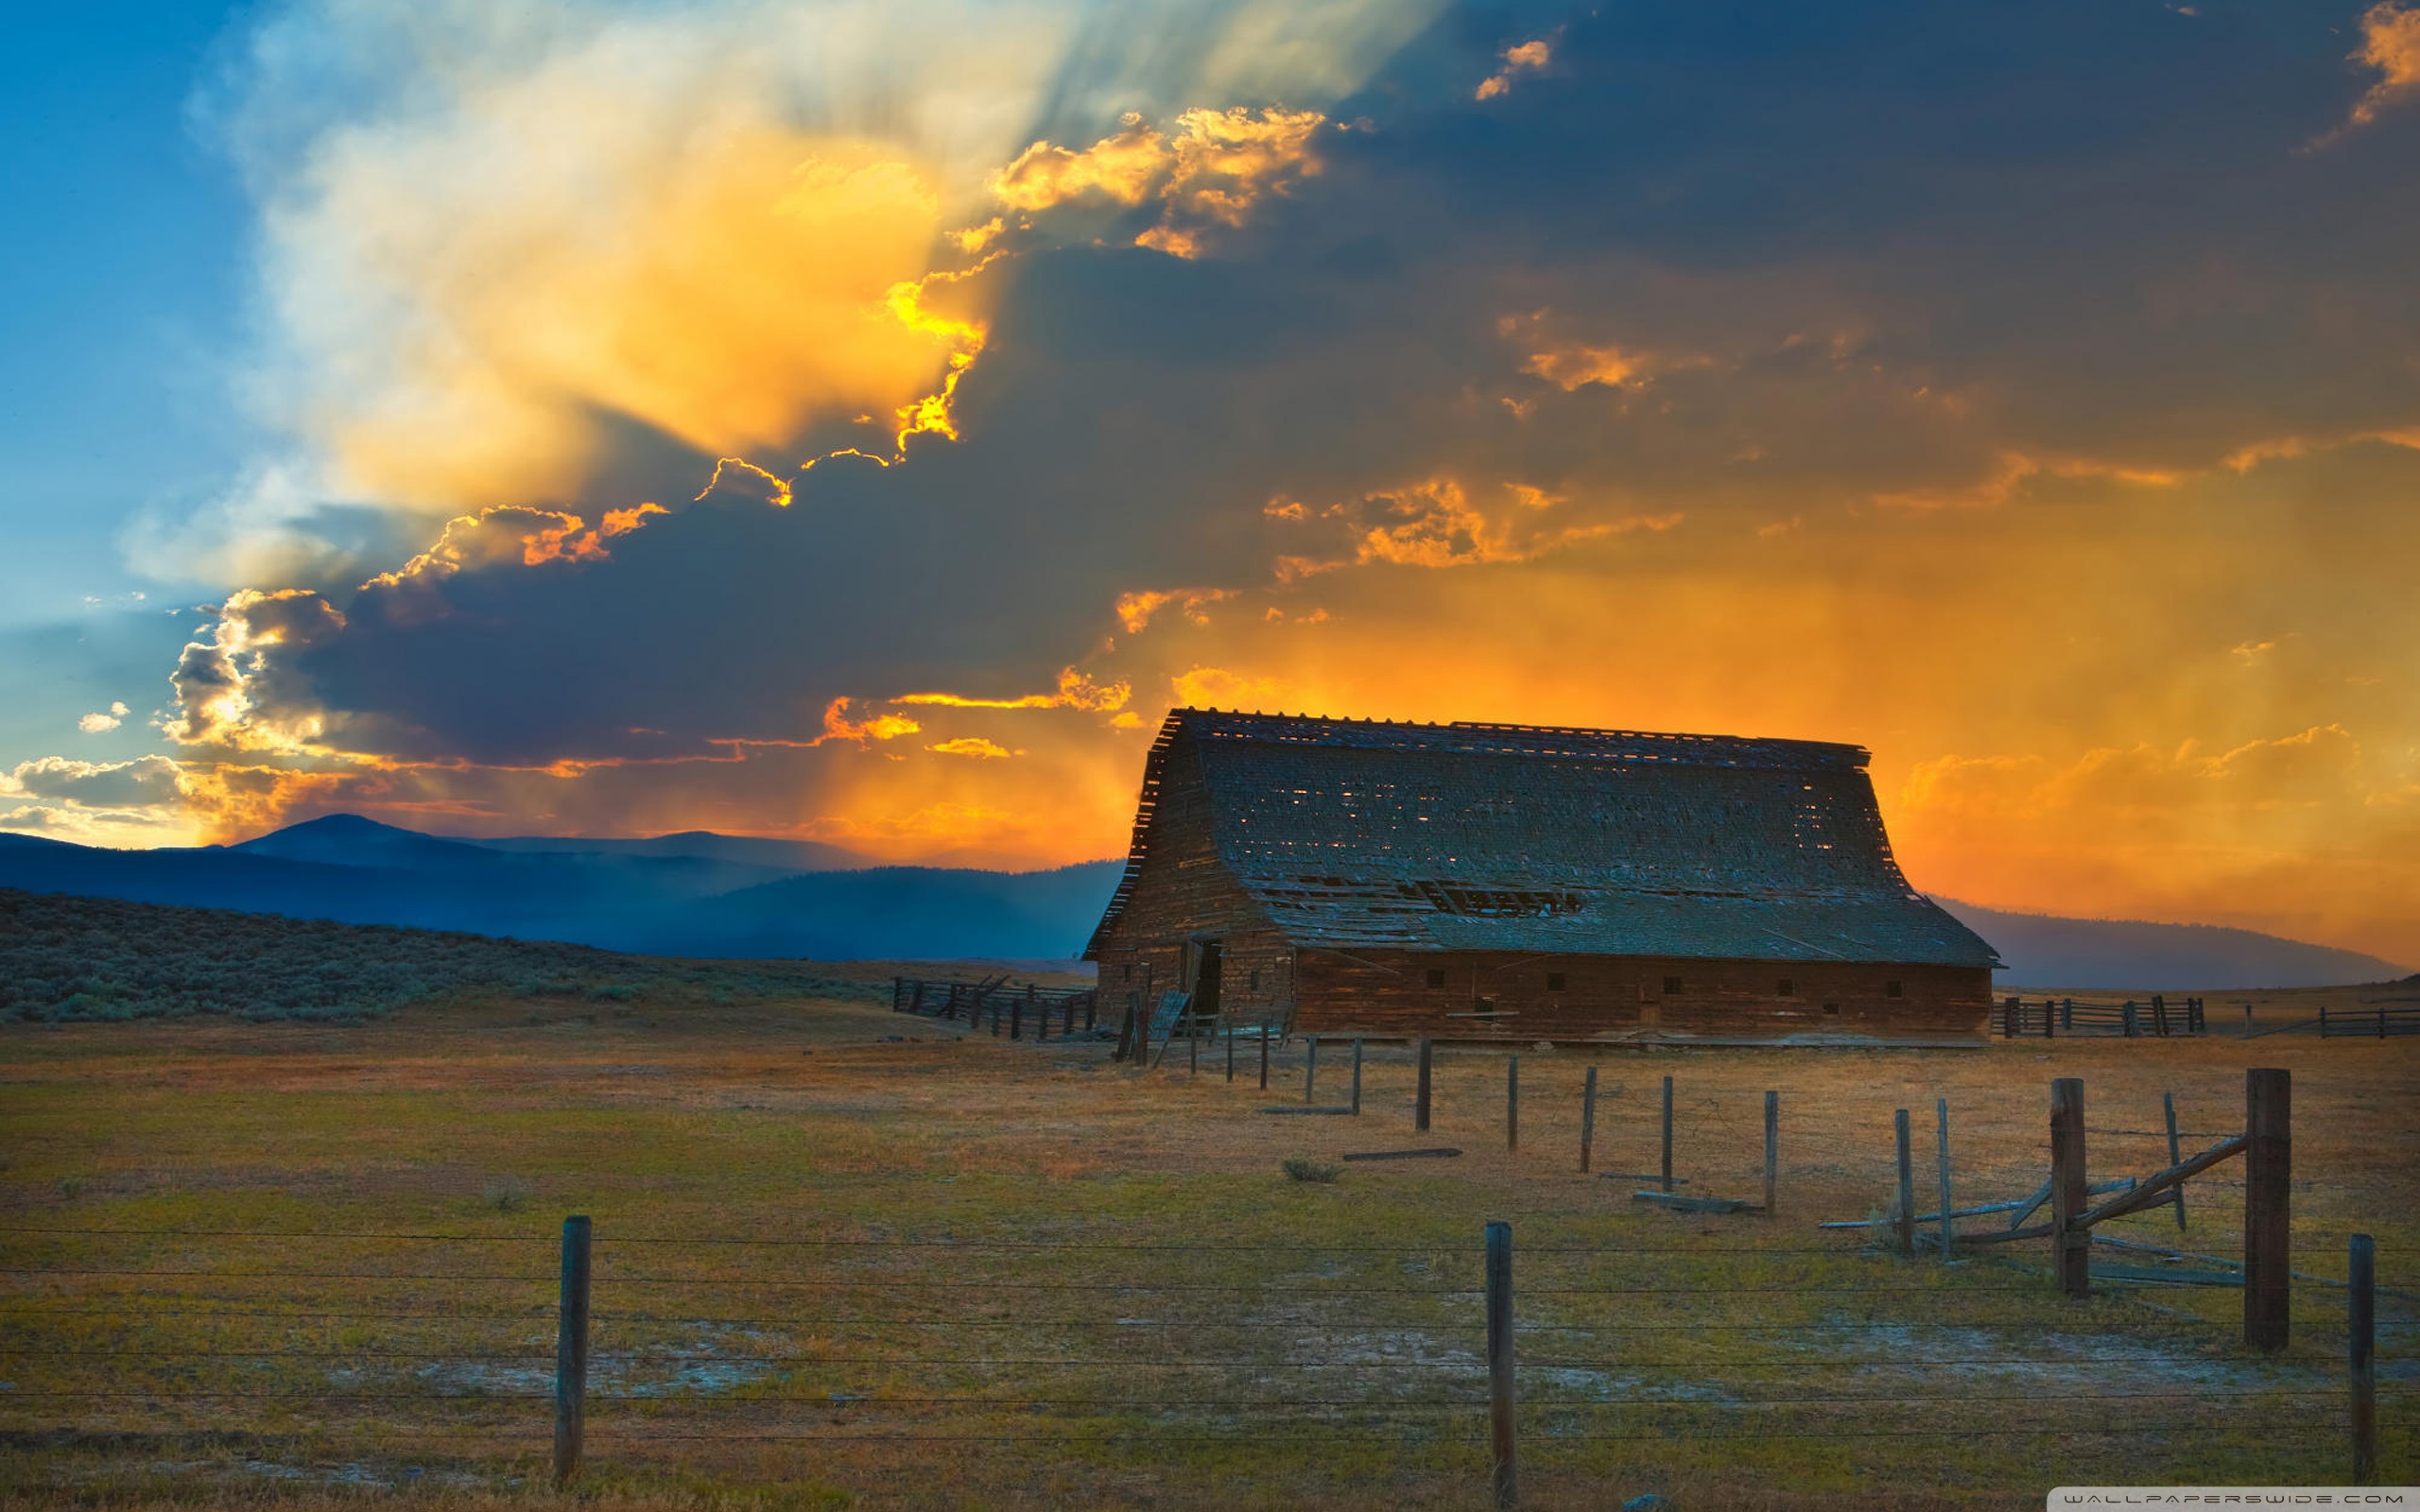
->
[0,816,2404,986]
[1930,899,2406,991]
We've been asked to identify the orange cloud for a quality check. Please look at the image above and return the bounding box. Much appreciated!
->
[990,113,1169,210]
[1271,476,1678,576]
[268,109,986,518]
[990,107,1327,259]
[894,666,1132,713]
[1476,38,1552,100]
[927,736,1015,758]
[1115,587,1237,632]
[2349,2,2420,125]
[819,697,923,747]
[1871,451,2181,510]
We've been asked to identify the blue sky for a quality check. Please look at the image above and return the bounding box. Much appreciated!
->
[0,2,251,623]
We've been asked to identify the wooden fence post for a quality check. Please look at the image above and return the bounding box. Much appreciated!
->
[2049,1077,2089,1297]
[1660,1075,1675,1194]
[1580,1067,1598,1174]
[1893,1108,1915,1259]
[1935,1099,1953,1263]
[2163,1091,2187,1231]
[1259,1024,1270,1091]
[1763,1091,1778,1215]
[1485,1220,1518,1510]
[1084,993,1096,1032]
[1416,1040,1434,1132]
[2002,996,2017,1038]
[1506,1057,1519,1153]
[2245,1067,2291,1352]
[554,1214,592,1487]
[1305,1039,1319,1105]
[2351,1231,2377,1485]
[1351,1039,1364,1115]
[1225,1021,1236,1083]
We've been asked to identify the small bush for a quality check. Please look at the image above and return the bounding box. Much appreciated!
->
[1282,1159,1342,1184]
[482,1177,533,1213]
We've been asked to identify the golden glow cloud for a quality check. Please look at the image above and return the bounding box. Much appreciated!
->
[2350,2,2420,125]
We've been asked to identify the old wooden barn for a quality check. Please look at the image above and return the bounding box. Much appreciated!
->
[1083,709,2003,1045]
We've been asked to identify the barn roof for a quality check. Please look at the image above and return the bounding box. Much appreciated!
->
[1084,709,2000,969]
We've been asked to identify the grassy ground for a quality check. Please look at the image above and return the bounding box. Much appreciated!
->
[1,973,2411,1510]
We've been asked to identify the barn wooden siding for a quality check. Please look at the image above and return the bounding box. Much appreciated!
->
[1290,950,1992,1041]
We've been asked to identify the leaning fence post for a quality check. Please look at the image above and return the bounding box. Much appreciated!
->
[2050,1077,2089,1297]
[1305,1039,1319,1105]
[1485,1220,1518,1509]
[554,1214,592,1487]
[2245,1067,2291,1352]
[2163,1091,2187,1231]
[1506,1057,1519,1152]
[1893,1108,1915,1259]
[2351,1232,2377,1485]
[1660,1075,1675,1194]
[1762,1090,1778,1215]
[1350,1039,1364,1115]
[1581,1067,1599,1174]
[1935,1098,1953,1263]
[1416,1040,1434,1131]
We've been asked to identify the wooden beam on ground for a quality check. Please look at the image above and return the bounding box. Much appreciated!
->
[1631,1191,1762,1215]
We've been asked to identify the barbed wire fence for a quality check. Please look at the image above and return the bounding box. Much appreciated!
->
[2,1205,2400,1503]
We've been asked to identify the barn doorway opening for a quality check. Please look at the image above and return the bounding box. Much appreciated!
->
[1190,940,1224,1032]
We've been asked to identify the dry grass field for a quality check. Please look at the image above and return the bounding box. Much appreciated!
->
[2,970,2412,1511]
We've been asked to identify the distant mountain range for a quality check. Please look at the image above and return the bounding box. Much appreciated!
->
[0,815,1122,960]
[0,816,2405,986]
[1931,899,2407,991]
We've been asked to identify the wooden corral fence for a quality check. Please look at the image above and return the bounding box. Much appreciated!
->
[890,974,1098,1040]
[2319,1002,2420,1039]
[1996,994,2205,1039]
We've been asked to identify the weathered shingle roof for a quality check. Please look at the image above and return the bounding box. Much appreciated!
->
[1086,710,2000,968]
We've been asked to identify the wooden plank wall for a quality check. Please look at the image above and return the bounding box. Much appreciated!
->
[1291,951,1992,1041]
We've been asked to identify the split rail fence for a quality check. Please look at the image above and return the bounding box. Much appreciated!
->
[890,975,1098,1040]
[1996,995,2206,1039]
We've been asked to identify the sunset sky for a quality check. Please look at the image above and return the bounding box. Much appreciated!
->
[3,0,2415,965]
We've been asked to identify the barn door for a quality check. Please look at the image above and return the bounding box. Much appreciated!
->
[1190,940,1225,1031]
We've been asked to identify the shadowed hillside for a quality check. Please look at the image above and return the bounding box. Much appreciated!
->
[0,888,890,1023]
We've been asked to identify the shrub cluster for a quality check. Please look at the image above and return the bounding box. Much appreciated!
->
[0,888,889,1023]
